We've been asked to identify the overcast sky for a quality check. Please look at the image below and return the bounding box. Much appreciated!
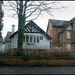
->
[2,1,75,38]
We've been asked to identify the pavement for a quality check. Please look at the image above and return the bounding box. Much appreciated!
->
[0,66,75,74]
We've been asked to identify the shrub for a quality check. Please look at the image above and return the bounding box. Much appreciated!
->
[22,48,73,58]
[0,48,73,59]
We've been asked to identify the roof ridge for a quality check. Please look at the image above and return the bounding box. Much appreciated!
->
[49,19,68,22]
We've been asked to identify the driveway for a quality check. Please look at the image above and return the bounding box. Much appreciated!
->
[0,66,75,74]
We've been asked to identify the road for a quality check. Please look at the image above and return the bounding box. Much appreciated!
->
[0,66,75,74]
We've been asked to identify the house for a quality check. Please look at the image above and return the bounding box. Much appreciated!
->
[4,25,15,51]
[46,17,75,50]
[0,41,5,52]
[10,20,52,50]
[0,35,5,52]
[4,32,12,51]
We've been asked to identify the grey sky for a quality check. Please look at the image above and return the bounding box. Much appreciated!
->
[2,1,75,38]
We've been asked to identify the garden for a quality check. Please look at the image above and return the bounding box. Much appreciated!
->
[0,48,75,66]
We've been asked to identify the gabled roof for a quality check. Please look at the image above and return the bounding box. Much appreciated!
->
[10,20,52,40]
[46,19,68,33]
[46,17,75,36]
[58,17,75,35]
[58,22,70,35]
[49,19,68,27]
[70,17,75,23]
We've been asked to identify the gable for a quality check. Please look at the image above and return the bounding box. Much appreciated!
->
[58,22,71,35]
[46,19,68,33]
[46,20,52,33]
[10,20,52,40]
[25,23,40,33]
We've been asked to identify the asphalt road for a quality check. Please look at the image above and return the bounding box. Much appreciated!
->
[0,66,75,74]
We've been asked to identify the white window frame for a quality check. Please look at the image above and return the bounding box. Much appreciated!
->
[67,32,71,39]
[24,35,40,44]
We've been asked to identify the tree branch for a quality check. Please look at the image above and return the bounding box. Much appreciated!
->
[8,1,17,13]
[26,11,41,23]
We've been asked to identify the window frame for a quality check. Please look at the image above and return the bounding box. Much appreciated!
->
[24,35,41,44]
[67,32,71,39]
[37,36,39,43]
[26,35,29,42]
[40,37,43,40]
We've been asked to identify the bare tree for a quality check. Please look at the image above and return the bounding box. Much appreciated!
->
[3,1,65,56]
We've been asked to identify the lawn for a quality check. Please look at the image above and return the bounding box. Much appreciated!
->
[0,56,75,66]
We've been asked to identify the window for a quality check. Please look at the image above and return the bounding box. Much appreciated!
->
[25,35,40,44]
[67,32,70,39]
[67,44,71,50]
[34,36,36,43]
[40,37,43,40]
[26,35,29,42]
[37,36,39,43]
[30,36,33,42]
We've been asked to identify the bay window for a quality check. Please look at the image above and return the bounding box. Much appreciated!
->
[24,35,42,44]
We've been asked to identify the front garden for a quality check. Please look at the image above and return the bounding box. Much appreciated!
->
[0,48,75,66]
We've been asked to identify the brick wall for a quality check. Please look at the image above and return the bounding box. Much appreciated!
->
[72,31,75,42]
[47,23,62,43]
[60,33,63,44]
[47,23,53,37]
[52,27,62,43]
[73,23,75,31]
[59,29,75,50]
[47,19,75,50]
[63,30,72,43]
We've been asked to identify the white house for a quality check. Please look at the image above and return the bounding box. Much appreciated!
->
[0,42,5,52]
[10,21,52,49]
[4,32,12,51]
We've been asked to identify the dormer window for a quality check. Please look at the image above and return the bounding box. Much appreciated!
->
[67,32,70,39]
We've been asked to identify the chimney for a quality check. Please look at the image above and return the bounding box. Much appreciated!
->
[12,24,15,34]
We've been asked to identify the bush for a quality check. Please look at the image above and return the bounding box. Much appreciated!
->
[22,48,73,58]
[0,48,73,59]
[49,48,72,58]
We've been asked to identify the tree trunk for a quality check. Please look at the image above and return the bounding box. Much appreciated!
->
[18,1,23,56]
[18,1,27,57]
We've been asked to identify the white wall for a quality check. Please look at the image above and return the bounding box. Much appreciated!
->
[11,34,18,48]
[11,33,51,49]
[0,42,11,52]
[0,42,5,52]
[5,42,11,51]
